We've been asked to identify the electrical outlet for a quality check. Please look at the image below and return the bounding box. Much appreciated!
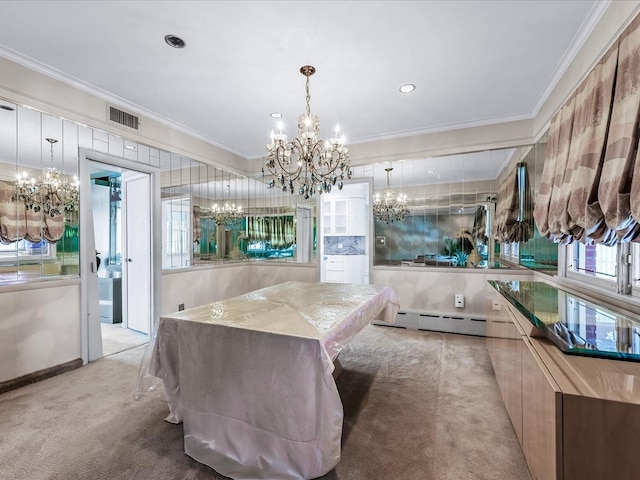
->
[178,303,185,311]
[454,294,464,308]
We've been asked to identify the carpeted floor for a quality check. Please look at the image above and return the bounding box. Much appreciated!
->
[101,322,149,356]
[0,325,531,480]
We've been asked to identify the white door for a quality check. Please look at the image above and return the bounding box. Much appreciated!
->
[122,173,151,334]
[296,205,313,263]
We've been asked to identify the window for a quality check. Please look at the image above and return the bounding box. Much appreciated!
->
[568,243,617,281]
[632,243,640,298]
[162,197,191,268]
[501,241,520,263]
[566,242,640,298]
[0,239,56,263]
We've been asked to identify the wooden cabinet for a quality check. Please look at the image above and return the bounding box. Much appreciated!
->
[487,297,561,479]
[487,293,640,480]
[521,336,562,480]
[486,297,523,443]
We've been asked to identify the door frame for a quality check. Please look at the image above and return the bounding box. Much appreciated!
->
[79,148,161,364]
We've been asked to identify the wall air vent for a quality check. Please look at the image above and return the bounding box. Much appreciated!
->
[109,106,139,130]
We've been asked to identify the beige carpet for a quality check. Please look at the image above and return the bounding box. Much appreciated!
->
[0,325,531,480]
[101,322,149,356]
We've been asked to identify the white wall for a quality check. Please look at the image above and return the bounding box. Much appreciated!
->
[160,262,318,315]
[373,267,532,318]
[0,281,81,383]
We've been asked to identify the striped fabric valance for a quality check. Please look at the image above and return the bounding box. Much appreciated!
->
[0,179,65,244]
[534,14,640,245]
[493,162,533,244]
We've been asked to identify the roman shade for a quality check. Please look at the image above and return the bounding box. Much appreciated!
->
[0,179,64,244]
[493,162,533,243]
[534,14,640,245]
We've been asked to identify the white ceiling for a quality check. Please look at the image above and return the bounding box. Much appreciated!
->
[0,0,606,167]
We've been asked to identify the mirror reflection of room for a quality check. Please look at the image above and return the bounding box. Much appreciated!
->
[91,168,122,324]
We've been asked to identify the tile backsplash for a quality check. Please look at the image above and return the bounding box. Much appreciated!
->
[324,236,365,255]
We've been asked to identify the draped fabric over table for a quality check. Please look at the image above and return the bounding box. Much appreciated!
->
[534,14,640,245]
[0,179,64,244]
[140,281,400,480]
[493,162,533,243]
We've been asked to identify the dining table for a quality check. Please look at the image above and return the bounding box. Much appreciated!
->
[147,281,399,480]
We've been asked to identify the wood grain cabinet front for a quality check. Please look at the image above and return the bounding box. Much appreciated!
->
[487,292,640,480]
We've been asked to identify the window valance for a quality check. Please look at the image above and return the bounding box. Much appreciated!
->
[534,14,640,245]
[493,162,533,243]
[0,179,64,244]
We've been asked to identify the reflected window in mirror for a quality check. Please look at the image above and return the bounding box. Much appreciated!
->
[0,103,81,283]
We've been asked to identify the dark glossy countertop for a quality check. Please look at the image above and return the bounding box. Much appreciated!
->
[489,280,640,362]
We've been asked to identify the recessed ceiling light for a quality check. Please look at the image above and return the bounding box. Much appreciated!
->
[124,144,137,151]
[426,169,435,174]
[0,105,15,111]
[270,112,282,118]
[165,34,186,49]
[399,83,416,93]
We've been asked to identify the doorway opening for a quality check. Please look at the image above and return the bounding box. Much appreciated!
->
[90,161,150,356]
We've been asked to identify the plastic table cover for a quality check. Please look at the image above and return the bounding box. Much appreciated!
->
[136,281,399,480]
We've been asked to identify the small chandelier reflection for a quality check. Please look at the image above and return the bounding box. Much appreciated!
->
[373,167,409,224]
[265,65,352,199]
[211,185,242,227]
[13,138,79,218]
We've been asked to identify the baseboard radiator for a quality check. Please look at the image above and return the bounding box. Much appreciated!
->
[373,310,486,337]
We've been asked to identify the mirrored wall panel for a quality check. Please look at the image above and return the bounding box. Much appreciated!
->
[0,101,80,282]
[160,160,316,268]
[352,147,540,269]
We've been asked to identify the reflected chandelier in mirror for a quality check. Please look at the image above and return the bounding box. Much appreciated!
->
[373,167,409,224]
[13,138,79,218]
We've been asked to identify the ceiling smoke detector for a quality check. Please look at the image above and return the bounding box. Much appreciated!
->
[164,34,186,49]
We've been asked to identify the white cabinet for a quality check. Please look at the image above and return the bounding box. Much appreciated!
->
[322,196,366,236]
[322,254,369,284]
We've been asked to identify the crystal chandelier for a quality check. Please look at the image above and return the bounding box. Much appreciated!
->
[265,65,352,199]
[210,185,242,227]
[13,138,79,218]
[373,167,410,224]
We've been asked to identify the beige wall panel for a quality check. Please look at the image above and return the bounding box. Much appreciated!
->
[374,268,532,317]
[0,282,81,383]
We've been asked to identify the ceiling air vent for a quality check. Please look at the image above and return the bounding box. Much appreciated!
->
[109,106,139,130]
